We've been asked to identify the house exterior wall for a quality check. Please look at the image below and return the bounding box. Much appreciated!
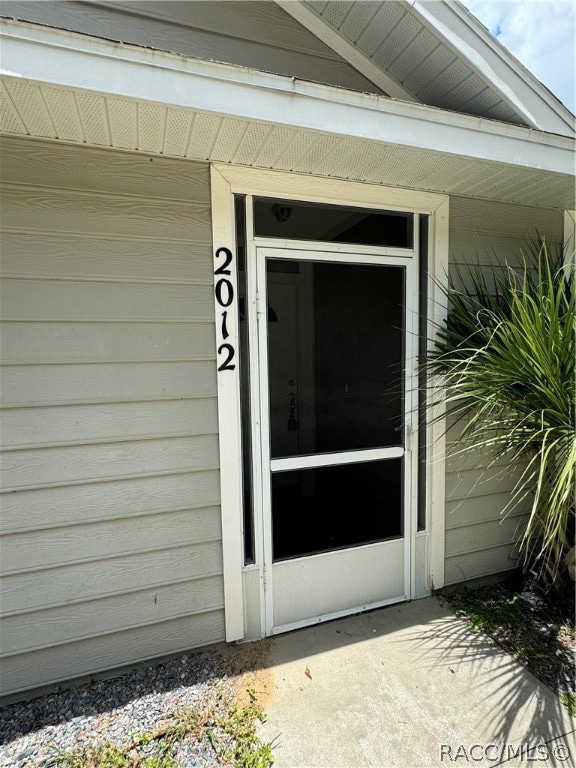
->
[444,197,564,585]
[0,135,568,698]
[0,138,224,699]
[3,1,382,95]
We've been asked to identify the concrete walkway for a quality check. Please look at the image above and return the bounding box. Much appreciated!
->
[233,597,575,767]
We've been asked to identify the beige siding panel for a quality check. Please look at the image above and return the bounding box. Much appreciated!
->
[2,186,211,241]
[448,230,564,268]
[2,322,216,364]
[2,361,216,407]
[102,1,339,53]
[1,610,225,698]
[444,196,563,582]
[1,233,213,283]
[445,516,525,558]
[0,140,223,697]
[449,198,563,241]
[445,545,521,586]
[1,279,214,321]
[447,263,519,294]
[1,399,218,448]
[446,465,520,502]
[445,445,512,474]
[1,540,223,614]
[1,435,219,489]
[5,2,381,94]
[0,137,211,200]
[449,200,564,289]
[2,576,224,656]
[1,472,220,533]
[1,507,221,573]
[446,493,526,529]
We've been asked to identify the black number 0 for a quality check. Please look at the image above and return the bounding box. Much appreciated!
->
[215,278,234,308]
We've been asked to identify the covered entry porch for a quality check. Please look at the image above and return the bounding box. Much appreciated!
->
[1,16,574,699]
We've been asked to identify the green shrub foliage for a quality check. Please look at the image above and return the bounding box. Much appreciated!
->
[428,240,575,586]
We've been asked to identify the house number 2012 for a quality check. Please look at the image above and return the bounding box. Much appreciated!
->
[214,247,236,372]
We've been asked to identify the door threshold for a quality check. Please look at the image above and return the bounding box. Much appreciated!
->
[270,594,409,636]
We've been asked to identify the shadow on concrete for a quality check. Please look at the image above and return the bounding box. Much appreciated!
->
[396,607,575,764]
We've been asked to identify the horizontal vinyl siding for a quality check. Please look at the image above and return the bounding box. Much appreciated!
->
[1,613,226,697]
[0,137,224,698]
[4,1,381,95]
[444,197,564,585]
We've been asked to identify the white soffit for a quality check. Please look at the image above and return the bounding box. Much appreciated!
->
[0,20,574,209]
[295,0,574,137]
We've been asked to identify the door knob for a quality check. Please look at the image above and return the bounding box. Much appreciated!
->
[288,391,299,431]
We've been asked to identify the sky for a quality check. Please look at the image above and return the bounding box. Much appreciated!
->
[459,0,575,113]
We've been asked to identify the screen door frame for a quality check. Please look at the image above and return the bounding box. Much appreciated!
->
[256,244,418,634]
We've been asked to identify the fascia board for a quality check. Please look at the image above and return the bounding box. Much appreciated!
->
[0,19,573,176]
[411,0,575,136]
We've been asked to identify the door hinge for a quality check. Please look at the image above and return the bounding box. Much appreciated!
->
[256,291,265,318]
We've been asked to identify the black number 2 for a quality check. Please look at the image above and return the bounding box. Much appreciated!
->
[214,247,233,275]
[217,343,236,371]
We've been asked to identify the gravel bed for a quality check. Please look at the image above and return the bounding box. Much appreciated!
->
[0,648,236,768]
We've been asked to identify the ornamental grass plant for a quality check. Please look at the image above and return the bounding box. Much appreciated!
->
[427,239,575,589]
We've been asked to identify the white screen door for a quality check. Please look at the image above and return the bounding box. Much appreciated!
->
[256,246,417,634]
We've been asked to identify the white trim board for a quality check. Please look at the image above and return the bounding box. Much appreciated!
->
[210,164,449,639]
[210,167,245,642]
[564,210,576,267]
[426,196,449,590]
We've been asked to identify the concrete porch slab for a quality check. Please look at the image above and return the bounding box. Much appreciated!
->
[230,597,575,767]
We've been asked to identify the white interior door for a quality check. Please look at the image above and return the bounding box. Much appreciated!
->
[257,246,417,634]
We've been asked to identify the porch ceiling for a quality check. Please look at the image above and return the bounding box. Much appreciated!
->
[1,19,574,210]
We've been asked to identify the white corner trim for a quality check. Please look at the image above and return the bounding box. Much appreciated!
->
[275,0,419,103]
[426,196,449,591]
[564,210,576,267]
[210,166,245,642]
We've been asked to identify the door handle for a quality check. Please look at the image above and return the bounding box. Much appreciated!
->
[288,391,299,431]
[405,423,413,452]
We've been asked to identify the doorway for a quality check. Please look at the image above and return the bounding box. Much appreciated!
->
[209,165,449,643]
[254,245,417,633]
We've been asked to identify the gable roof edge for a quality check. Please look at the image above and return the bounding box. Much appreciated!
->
[411,0,575,136]
[279,0,574,136]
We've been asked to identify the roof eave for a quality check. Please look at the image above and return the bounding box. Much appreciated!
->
[1,19,573,177]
